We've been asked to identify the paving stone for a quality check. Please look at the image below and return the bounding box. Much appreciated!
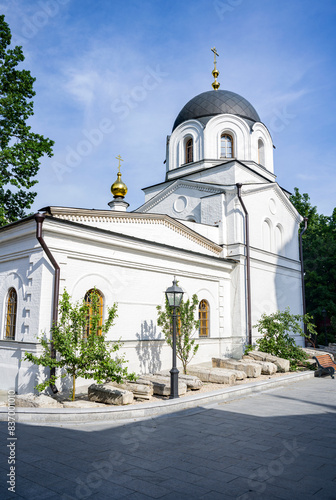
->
[159,478,209,497]
[2,377,335,500]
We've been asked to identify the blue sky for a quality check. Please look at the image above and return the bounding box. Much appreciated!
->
[2,0,336,215]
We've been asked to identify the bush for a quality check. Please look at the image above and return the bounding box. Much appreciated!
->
[253,308,317,370]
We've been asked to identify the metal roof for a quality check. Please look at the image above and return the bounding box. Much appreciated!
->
[173,90,260,131]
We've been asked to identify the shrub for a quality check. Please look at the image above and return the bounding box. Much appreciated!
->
[254,308,317,370]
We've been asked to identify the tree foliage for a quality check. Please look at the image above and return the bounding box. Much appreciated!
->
[253,308,317,370]
[157,293,200,374]
[291,188,336,340]
[24,289,136,400]
[0,15,54,226]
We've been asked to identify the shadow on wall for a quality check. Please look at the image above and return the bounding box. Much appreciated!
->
[135,320,163,374]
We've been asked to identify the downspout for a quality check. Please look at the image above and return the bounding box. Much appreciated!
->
[299,217,308,334]
[35,213,59,393]
[236,183,252,346]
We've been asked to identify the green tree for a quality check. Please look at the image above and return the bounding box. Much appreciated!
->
[157,293,200,374]
[254,308,317,370]
[0,15,54,226]
[24,289,136,400]
[291,188,336,340]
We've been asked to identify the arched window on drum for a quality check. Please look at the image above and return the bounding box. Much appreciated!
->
[221,133,233,158]
[199,299,210,337]
[258,139,265,166]
[185,137,193,164]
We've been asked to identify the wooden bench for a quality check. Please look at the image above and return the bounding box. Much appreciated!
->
[313,354,336,379]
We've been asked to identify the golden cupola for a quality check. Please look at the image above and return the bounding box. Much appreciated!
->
[111,171,128,198]
[111,155,128,199]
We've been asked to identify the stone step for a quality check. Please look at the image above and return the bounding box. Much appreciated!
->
[246,351,290,372]
[156,371,203,390]
[212,358,261,378]
[88,384,134,405]
[137,375,187,396]
[187,365,243,385]
[107,380,153,400]
[242,356,277,375]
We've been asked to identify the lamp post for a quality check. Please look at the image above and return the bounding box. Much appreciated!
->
[322,308,328,347]
[165,277,184,399]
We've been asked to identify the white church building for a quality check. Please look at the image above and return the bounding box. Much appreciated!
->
[0,60,304,393]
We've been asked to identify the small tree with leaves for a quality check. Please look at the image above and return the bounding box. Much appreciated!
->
[157,293,200,374]
[25,289,136,400]
[253,308,318,370]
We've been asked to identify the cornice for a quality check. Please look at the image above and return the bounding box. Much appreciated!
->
[135,179,224,213]
[43,207,222,255]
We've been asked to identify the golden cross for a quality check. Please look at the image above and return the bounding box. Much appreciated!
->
[115,154,124,173]
[211,47,219,64]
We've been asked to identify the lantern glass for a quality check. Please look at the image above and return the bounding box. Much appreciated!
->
[165,278,184,308]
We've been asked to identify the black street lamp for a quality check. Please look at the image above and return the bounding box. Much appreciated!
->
[322,308,328,347]
[165,277,184,399]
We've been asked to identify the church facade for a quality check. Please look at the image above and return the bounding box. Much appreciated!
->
[0,72,304,393]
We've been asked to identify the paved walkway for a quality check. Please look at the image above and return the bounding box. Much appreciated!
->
[1,377,335,499]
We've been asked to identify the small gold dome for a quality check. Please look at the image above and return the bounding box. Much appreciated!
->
[212,68,219,79]
[111,172,128,198]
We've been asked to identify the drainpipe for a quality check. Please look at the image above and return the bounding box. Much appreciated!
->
[299,217,308,334]
[35,213,59,393]
[236,183,252,346]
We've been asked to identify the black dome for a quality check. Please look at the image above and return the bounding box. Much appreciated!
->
[173,90,260,131]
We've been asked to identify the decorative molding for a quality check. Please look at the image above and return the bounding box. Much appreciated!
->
[45,207,223,255]
[136,179,224,213]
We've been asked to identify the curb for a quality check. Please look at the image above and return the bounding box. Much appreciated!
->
[0,371,314,424]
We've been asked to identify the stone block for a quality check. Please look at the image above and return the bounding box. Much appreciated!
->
[15,393,62,408]
[107,381,153,400]
[242,356,277,374]
[88,384,134,405]
[247,351,290,372]
[302,347,335,361]
[187,365,238,385]
[156,371,203,390]
[138,375,187,396]
[212,358,261,378]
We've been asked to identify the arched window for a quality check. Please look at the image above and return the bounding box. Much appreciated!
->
[5,288,17,340]
[258,139,265,166]
[199,300,210,337]
[84,289,103,337]
[221,134,233,158]
[275,224,284,255]
[185,138,193,164]
[262,219,272,252]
